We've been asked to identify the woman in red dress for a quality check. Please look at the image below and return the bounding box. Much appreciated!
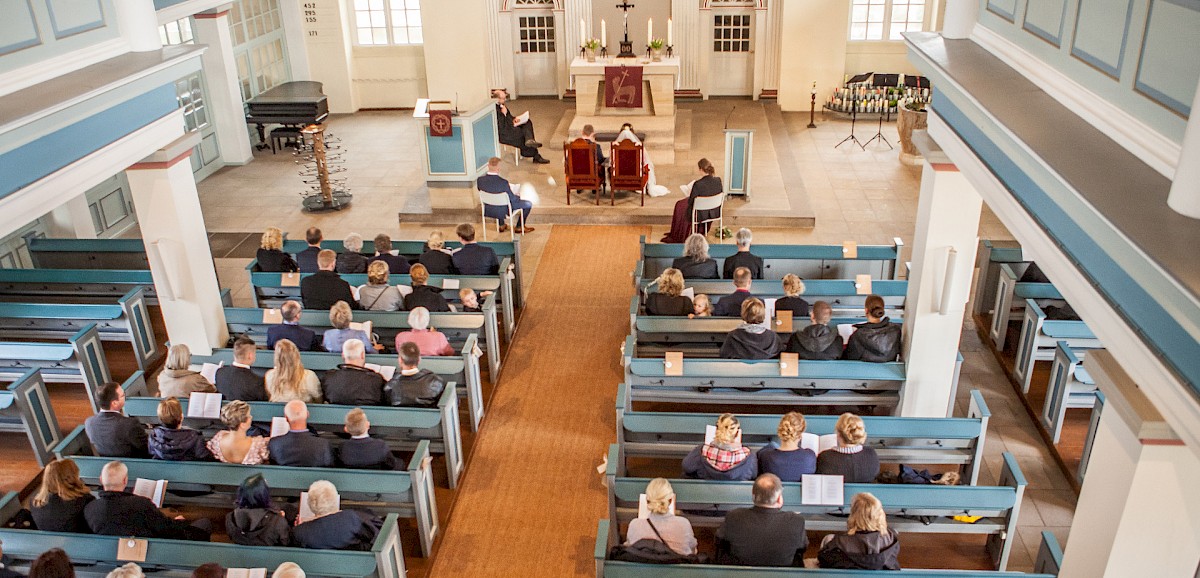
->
[662,158,723,243]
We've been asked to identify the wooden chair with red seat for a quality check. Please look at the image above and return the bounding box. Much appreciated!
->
[563,138,604,205]
[607,139,649,207]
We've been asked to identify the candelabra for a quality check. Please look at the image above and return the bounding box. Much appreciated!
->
[295,125,352,212]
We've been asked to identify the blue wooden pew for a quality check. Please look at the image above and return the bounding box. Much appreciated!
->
[0,492,407,577]
[0,369,63,466]
[0,268,158,304]
[1012,299,1100,393]
[592,520,1060,578]
[635,280,908,319]
[638,236,905,281]
[184,336,486,431]
[1034,531,1064,575]
[54,426,439,557]
[972,239,1024,318]
[1041,342,1100,444]
[27,238,150,270]
[0,323,109,412]
[987,263,1064,348]
[604,444,1028,571]
[615,384,991,485]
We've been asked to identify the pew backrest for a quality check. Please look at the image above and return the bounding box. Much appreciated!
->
[0,323,109,412]
[0,268,158,304]
[1012,299,1099,393]
[27,238,150,269]
[0,369,62,466]
[639,236,905,281]
[972,239,1024,318]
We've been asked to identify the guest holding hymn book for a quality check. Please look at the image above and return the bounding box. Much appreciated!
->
[476,157,535,233]
[385,342,447,408]
[815,413,881,483]
[452,224,500,275]
[338,408,398,470]
[623,478,697,556]
[156,344,216,399]
[645,268,693,316]
[301,250,359,312]
[671,234,719,279]
[720,298,783,360]
[404,264,451,312]
[226,473,293,547]
[818,492,901,570]
[756,413,817,482]
[842,294,901,362]
[215,336,269,402]
[368,234,410,275]
[207,401,270,465]
[418,230,456,274]
[712,267,756,317]
[774,274,811,317]
[358,261,404,312]
[336,233,369,274]
[293,481,382,550]
[295,227,324,273]
[267,300,323,351]
[148,397,212,461]
[787,300,844,360]
[395,308,455,357]
[84,461,212,541]
[84,382,149,458]
[715,474,807,567]
[322,301,373,354]
[265,340,323,403]
[662,158,723,243]
[268,401,334,468]
[683,413,758,481]
[322,339,387,406]
[723,228,764,279]
[256,227,298,273]
[30,459,95,533]
[492,88,550,164]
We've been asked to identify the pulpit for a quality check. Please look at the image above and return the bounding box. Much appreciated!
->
[415,100,498,183]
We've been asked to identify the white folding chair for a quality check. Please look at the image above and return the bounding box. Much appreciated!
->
[478,190,524,241]
[505,144,520,166]
[692,193,726,240]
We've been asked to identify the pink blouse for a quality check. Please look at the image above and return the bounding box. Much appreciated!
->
[395,329,455,356]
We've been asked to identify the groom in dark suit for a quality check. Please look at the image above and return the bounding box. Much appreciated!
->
[476,157,535,233]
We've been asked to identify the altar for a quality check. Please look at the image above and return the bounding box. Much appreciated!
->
[568,56,681,162]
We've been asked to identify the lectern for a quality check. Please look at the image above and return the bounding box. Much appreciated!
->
[415,99,498,183]
[723,129,754,198]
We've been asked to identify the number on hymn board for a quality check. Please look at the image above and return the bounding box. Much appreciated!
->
[303,3,316,7]
[308,30,319,36]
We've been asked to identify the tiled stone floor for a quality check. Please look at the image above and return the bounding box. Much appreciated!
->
[198,99,1072,572]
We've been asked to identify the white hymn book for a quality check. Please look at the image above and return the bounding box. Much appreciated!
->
[800,432,838,454]
[186,392,223,419]
[801,474,844,506]
[270,417,289,438]
[364,363,397,380]
[133,478,167,508]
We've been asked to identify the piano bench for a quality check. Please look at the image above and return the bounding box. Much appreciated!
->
[270,127,304,154]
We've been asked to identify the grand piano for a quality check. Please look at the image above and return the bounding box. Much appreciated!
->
[244,81,329,150]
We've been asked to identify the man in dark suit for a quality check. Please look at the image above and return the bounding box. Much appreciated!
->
[337,408,397,470]
[266,300,322,351]
[84,382,149,458]
[713,267,756,317]
[716,473,807,567]
[268,400,334,467]
[322,339,386,406]
[295,227,324,273]
[476,157,535,234]
[300,249,359,311]
[385,342,447,408]
[723,228,765,279]
[84,461,211,541]
[368,234,411,274]
[493,88,549,164]
[581,124,608,190]
[451,223,501,275]
[215,336,268,401]
[293,481,381,550]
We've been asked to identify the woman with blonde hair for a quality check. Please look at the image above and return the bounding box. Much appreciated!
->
[719,298,783,360]
[30,458,95,533]
[265,339,323,403]
[394,307,454,356]
[683,413,757,481]
[207,400,270,465]
[645,268,693,316]
[843,294,901,362]
[691,294,713,317]
[623,478,697,555]
[818,492,900,569]
[357,260,404,312]
[156,343,216,398]
[670,233,718,279]
[419,230,455,275]
[256,226,298,272]
[816,413,880,483]
[403,263,451,312]
[774,274,810,317]
[322,301,372,353]
[756,412,817,481]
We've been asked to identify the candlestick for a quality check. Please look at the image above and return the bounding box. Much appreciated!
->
[580,19,586,47]
[667,18,673,46]
[647,18,652,44]
[601,20,607,48]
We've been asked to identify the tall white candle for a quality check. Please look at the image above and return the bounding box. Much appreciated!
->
[601,20,607,48]
[667,18,673,46]
[647,18,653,44]
[580,19,586,47]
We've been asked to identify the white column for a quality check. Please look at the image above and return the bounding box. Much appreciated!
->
[762,0,783,93]
[672,0,701,92]
[562,0,591,96]
[752,6,768,100]
[1060,351,1200,578]
[899,133,983,417]
[125,133,229,355]
[113,0,162,52]
[1167,77,1200,219]
[47,196,97,239]
[485,0,514,94]
[192,8,254,166]
[278,0,313,80]
[942,0,980,39]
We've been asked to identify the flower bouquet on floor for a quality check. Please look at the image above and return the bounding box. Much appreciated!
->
[715,227,734,240]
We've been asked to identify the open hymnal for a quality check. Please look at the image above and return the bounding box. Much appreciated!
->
[225,569,267,578]
[680,287,695,300]
[298,490,339,524]
[704,424,742,446]
[187,392,223,419]
[837,324,857,345]
[349,320,373,335]
[638,493,675,519]
[396,284,414,297]
[800,432,838,454]
[133,478,167,508]
[801,474,845,506]
[270,416,289,438]
[364,363,397,381]
[199,361,223,384]
[756,298,778,331]
[350,284,361,302]
[441,278,460,290]
[513,111,530,126]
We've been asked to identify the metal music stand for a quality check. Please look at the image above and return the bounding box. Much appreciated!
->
[864,107,894,150]
[835,96,866,150]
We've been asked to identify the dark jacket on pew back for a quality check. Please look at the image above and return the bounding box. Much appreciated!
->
[31,493,95,533]
[338,436,398,470]
[227,507,293,547]
[787,324,844,360]
[268,431,335,467]
[85,491,210,541]
[215,365,269,402]
[843,318,901,362]
[85,411,150,459]
[322,364,387,406]
[716,506,808,567]
[148,426,213,461]
[294,509,381,551]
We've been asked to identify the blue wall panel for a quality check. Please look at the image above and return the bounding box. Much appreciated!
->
[730,136,746,191]
[46,0,105,38]
[988,0,1019,20]
[425,127,466,175]
[0,0,41,56]
[1071,0,1135,77]
[471,116,497,172]
[1023,0,1068,45]
[1135,0,1200,116]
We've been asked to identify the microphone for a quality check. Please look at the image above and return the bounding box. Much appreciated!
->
[724,104,737,130]
[454,92,460,115]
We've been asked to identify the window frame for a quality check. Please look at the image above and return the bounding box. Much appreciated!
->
[848,0,931,42]
[352,0,424,47]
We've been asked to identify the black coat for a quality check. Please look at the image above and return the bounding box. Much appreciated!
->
[452,243,500,275]
[148,426,212,461]
[843,318,901,362]
[31,493,95,533]
[787,324,844,360]
[338,436,398,470]
[385,369,446,408]
[687,175,723,224]
[774,296,810,317]
[818,529,901,570]
[293,510,381,551]
[723,251,764,279]
[256,248,298,273]
[815,446,881,483]
[215,365,269,402]
[404,285,451,313]
[84,412,149,458]
[336,252,370,274]
[267,323,322,351]
[322,364,387,406]
[418,250,456,275]
[227,507,292,547]
[713,289,754,317]
[720,327,783,360]
[369,253,411,275]
[268,431,335,467]
[645,293,693,316]
[300,270,359,311]
[671,257,719,279]
[716,506,808,567]
[295,246,322,273]
[85,491,209,540]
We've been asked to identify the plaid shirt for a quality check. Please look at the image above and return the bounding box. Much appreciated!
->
[701,443,751,472]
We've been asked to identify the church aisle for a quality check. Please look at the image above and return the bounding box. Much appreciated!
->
[427,225,649,577]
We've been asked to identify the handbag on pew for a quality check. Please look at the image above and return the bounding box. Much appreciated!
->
[609,520,704,564]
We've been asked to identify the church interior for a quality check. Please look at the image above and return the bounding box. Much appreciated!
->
[0,0,1197,576]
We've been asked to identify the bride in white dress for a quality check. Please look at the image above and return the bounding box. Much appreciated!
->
[615,123,671,197]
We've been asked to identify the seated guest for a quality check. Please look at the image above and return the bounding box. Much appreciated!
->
[215,336,268,402]
[385,342,447,407]
[256,226,298,272]
[368,234,410,274]
[419,230,456,274]
[843,294,901,362]
[581,124,608,179]
[338,408,398,470]
[30,458,95,533]
[818,492,900,570]
[84,461,211,541]
[293,480,382,550]
[267,300,322,351]
[720,298,783,360]
[207,401,270,465]
[84,382,149,458]
[815,413,880,483]
[272,563,305,578]
[336,233,369,274]
[452,224,500,275]
[322,339,386,406]
[301,249,359,312]
[493,88,549,163]
[671,233,719,279]
[645,268,693,316]
[683,413,758,481]
[691,294,713,317]
[756,412,816,482]
[723,228,764,279]
[192,564,224,578]
[623,478,697,556]
[395,308,455,357]
[774,274,810,317]
[458,287,487,312]
[28,549,74,578]
[265,340,323,403]
[322,301,373,354]
[663,159,723,243]
[404,264,451,312]
[107,563,144,578]
[477,157,536,233]
[148,397,212,461]
[715,474,807,567]
[296,227,324,273]
[156,343,216,398]
[788,300,843,360]
[268,401,334,467]
[358,261,404,312]
[713,267,756,317]
[226,473,292,547]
